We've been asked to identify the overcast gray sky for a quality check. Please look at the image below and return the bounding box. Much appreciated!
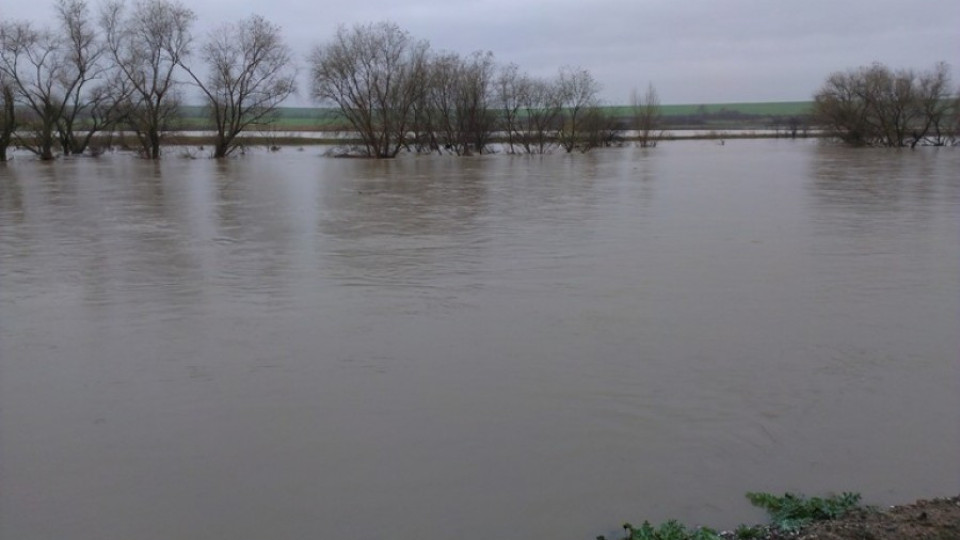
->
[3,0,958,105]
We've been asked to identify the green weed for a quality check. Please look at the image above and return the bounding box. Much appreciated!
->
[745,491,862,532]
[732,524,766,539]
[620,520,721,540]
[607,490,862,540]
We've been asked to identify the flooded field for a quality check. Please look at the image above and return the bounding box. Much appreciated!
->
[1,140,958,540]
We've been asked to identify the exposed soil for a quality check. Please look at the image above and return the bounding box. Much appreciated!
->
[800,496,960,540]
[718,495,960,540]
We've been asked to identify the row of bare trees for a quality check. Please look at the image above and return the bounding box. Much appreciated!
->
[0,0,295,161]
[813,61,958,147]
[2,9,662,162]
[309,22,629,158]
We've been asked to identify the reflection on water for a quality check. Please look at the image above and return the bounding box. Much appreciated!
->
[1,141,958,540]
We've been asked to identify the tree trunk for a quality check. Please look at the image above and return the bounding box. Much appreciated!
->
[145,130,161,159]
[38,131,56,160]
[214,141,229,158]
[213,131,233,158]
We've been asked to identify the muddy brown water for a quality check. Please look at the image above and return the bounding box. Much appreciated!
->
[1,140,958,540]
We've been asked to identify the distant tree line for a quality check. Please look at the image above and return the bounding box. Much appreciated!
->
[0,0,295,161]
[813,61,958,147]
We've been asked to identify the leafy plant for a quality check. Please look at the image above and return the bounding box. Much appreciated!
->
[607,491,863,540]
[732,524,766,539]
[621,520,721,540]
[745,491,862,532]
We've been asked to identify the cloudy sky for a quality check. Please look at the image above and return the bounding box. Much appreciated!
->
[3,0,958,105]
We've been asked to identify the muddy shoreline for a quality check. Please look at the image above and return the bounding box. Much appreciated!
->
[715,495,960,540]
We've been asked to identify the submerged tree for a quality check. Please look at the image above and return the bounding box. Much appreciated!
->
[631,83,662,148]
[517,77,562,154]
[0,1,128,159]
[309,22,428,158]
[912,62,956,146]
[494,63,527,154]
[495,64,604,154]
[0,21,70,160]
[813,61,956,147]
[457,50,497,154]
[580,106,621,149]
[180,15,296,158]
[54,0,129,156]
[103,0,194,159]
[0,73,15,162]
[556,66,601,153]
[411,50,459,154]
[412,49,495,155]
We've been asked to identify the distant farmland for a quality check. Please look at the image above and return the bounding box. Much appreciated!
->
[174,101,813,132]
[661,101,811,116]
[603,101,812,130]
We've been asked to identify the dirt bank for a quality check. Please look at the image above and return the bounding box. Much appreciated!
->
[717,495,960,540]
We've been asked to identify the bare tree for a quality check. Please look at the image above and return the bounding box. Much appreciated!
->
[496,64,571,154]
[814,61,955,147]
[0,72,15,162]
[103,0,194,159]
[495,63,526,154]
[813,68,870,146]
[459,50,496,154]
[180,15,296,158]
[631,83,662,147]
[522,77,563,154]
[0,2,121,159]
[911,61,953,146]
[309,22,428,158]
[950,90,960,145]
[783,116,805,139]
[412,50,459,154]
[0,21,68,160]
[413,49,495,156]
[72,69,133,154]
[581,106,622,148]
[862,64,917,146]
[53,0,128,156]
[556,66,601,153]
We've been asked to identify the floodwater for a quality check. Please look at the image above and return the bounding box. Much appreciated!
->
[1,140,958,540]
